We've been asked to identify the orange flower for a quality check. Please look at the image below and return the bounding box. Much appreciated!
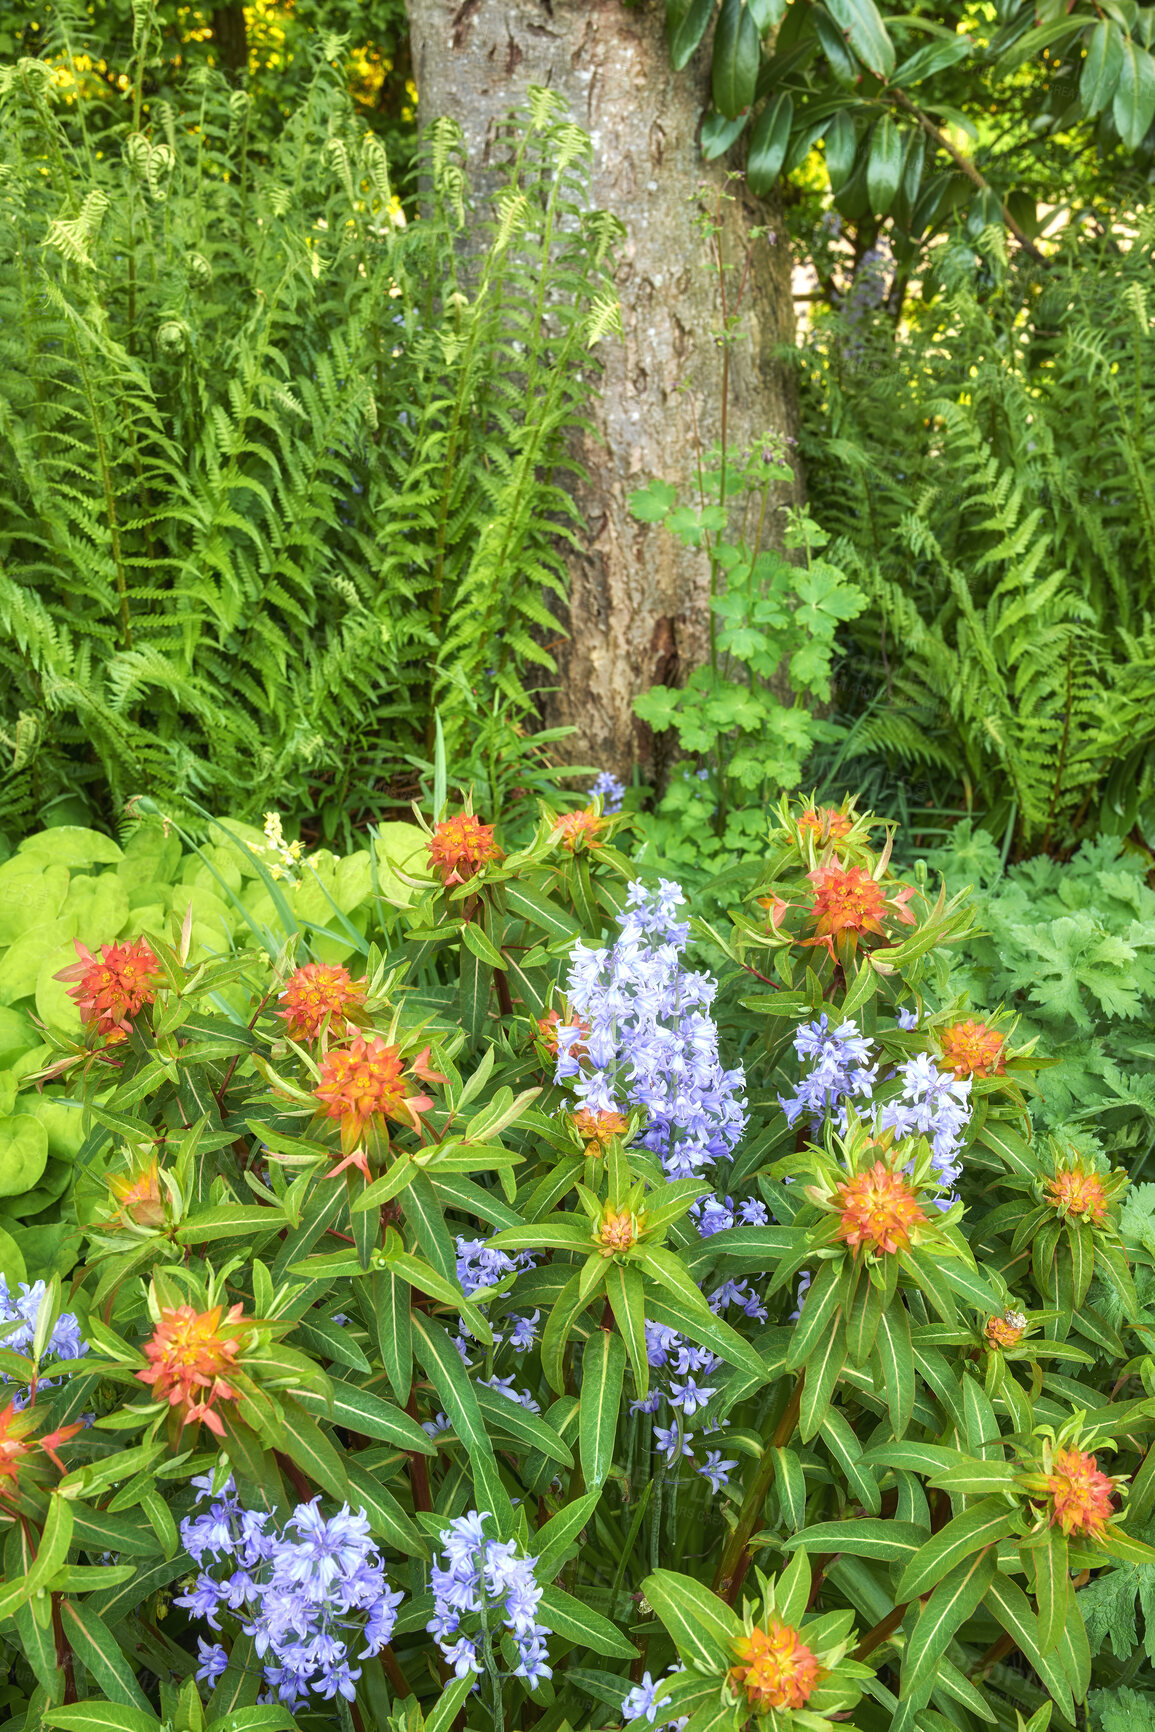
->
[1045,1445,1117,1539]
[596,1208,638,1255]
[940,1019,1006,1080]
[834,1161,927,1255]
[56,936,162,1040]
[571,1108,628,1155]
[136,1303,248,1438]
[1045,1164,1110,1226]
[798,807,853,845]
[804,865,915,959]
[555,807,607,852]
[730,1621,821,1713]
[278,963,365,1041]
[108,1158,166,1229]
[986,1309,1027,1349]
[428,814,503,886]
[0,1402,84,1492]
[314,1036,434,1152]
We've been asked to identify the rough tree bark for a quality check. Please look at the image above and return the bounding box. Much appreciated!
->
[405,0,800,776]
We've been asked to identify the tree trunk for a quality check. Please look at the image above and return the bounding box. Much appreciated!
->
[405,0,800,778]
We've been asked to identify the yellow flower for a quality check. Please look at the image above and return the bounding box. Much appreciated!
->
[1045,1164,1110,1225]
[1045,1445,1117,1539]
[596,1207,639,1255]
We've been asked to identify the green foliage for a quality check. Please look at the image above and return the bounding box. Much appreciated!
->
[930,823,1155,1170]
[664,0,1155,273]
[0,792,1152,1727]
[0,13,620,845]
[799,215,1155,853]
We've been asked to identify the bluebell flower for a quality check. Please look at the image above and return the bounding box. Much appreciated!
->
[477,1373,541,1414]
[195,1638,229,1685]
[427,1510,553,1688]
[556,882,746,1180]
[654,1423,693,1466]
[669,1378,717,1416]
[587,771,625,813]
[509,1311,540,1351]
[896,1006,920,1030]
[630,1390,662,1415]
[698,1450,739,1493]
[0,1278,89,1409]
[623,1671,674,1725]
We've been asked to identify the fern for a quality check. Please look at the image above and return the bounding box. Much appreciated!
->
[0,6,619,845]
[800,219,1155,851]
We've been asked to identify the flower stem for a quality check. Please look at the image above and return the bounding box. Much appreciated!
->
[713,1373,804,1603]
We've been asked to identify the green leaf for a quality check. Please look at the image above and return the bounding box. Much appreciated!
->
[43,1709,161,1732]
[866,115,904,216]
[276,1397,351,1502]
[175,1204,283,1244]
[644,1290,766,1380]
[294,1378,435,1454]
[539,1583,639,1658]
[27,1494,74,1592]
[345,1459,429,1557]
[782,1518,926,1563]
[535,1488,605,1580]
[670,0,716,71]
[985,1573,1075,1721]
[787,1259,842,1370]
[713,0,761,117]
[607,1261,649,1397]
[897,1499,1020,1602]
[874,1301,915,1438]
[461,918,507,970]
[475,1383,574,1465]
[424,1677,475,1732]
[1082,19,1124,116]
[459,944,488,1038]
[747,93,793,194]
[368,1269,412,1405]
[412,1312,513,1525]
[58,1601,153,1713]
[824,111,857,192]
[1114,39,1155,149]
[825,0,895,75]
[643,1568,743,1670]
[580,1328,626,1486]
[799,1324,845,1442]
[1027,1525,1069,1656]
[893,1550,999,1732]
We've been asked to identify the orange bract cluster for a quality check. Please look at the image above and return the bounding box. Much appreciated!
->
[556,807,606,852]
[427,814,503,887]
[0,1402,84,1493]
[314,1036,438,1150]
[729,1621,821,1713]
[1046,1445,1117,1539]
[571,1108,628,1155]
[1045,1164,1110,1225]
[834,1161,927,1255]
[136,1303,247,1438]
[107,1158,165,1229]
[57,937,162,1040]
[804,865,914,959]
[597,1209,637,1254]
[939,1019,1006,1080]
[278,963,365,1041]
[986,1310,1027,1350]
[798,806,853,845]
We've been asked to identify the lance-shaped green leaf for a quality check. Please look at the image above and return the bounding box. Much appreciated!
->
[607,1261,649,1396]
[539,1584,639,1658]
[412,1312,513,1525]
[645,1290,766,1380]
[896,1498,1021,1602]
[293,1377,435,1454]
[643,1568,743,1671]
[344,1459,429,1557]
[781,1518,926,1565]
[381,1246,493,1344]
[874,1301,914,1437]
[367,1268,412,1404]
[58,1600,154,1712]
[475,1383,573,1465]
[787,1259,842,1370]
[891,1548,999,1732]
[535,1487,605,1580]
[1023,1525,1069,1656]
[984,1572,1074,1720]
[43,1708,162,1732]
[799,1320,845,1442]
[26,1493,74,1593]
[580,1328,625,1486]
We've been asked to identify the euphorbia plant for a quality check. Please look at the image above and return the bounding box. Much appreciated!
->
[1,791,1154,1731]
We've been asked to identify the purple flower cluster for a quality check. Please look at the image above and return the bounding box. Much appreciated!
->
[177,1475,403,1709]
[555,881,746,1179]
[877,1053,972,1192]
[689,1192,768,1239]
[778,1014,877,1133]
[779,1015,972,1195]
[587,771,625,813]
[0,1277,88,1409]
[455,1237,534,1298]
[427,1510,552,1688]
[631,1323,738,1492]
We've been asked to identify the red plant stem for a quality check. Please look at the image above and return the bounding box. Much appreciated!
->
[713,1374,805,1602]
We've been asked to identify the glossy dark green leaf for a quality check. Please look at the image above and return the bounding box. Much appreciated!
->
[670,0,717,71]
[866,114,904,215]
[1083,19,1125,115]
[824,111,858,191]
[825,0,895,75]
[579,1327,625,1486]
[58,1601,152,1713]
[713,0,762,117]
[1114,38,1155,148]
[747,92,794,193]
